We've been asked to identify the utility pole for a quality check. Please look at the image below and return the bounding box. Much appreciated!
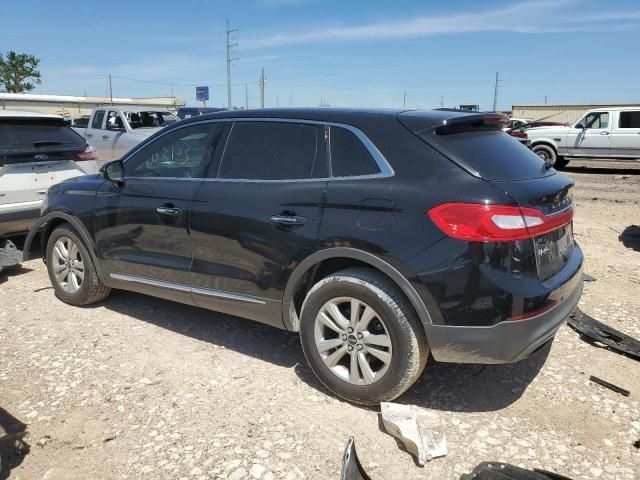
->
[544,95,548,104]
[108,74,113,105]
[440,96,444,108]
[226,19,239,109]
[258,67,266,108]
[245,84,248,109]
[492,72,500,112]
[289,93,292,107]
[403,91,407,108]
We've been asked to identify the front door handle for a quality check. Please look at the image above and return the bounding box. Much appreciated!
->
[102,135,110,140]
[600,131,610,135]
[156,205,183,216]
[270,214,306,226]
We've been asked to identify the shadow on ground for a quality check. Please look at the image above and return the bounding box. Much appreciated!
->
[562,164,640,176]
[100,290,550,413]
[0,407,30,480]
[619,225,640,252]
[0,266,33,286]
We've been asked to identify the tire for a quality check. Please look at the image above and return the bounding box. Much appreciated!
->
[532,144,556,163]
[299,267,429,405]
[554,157,570,169]
[46,224,111,306]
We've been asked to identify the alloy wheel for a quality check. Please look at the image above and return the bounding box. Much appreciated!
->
[51,236,85,293]
[313,296,392,385]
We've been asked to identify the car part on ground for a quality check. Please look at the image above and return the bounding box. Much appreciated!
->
[568,309,640,361]
[0,407,30,479]
[379,402,447,466]
[588,375,631,397]
[582,273,596,282]
[340,437,371,480]
[0,239,21,273]
[460,462,574,480]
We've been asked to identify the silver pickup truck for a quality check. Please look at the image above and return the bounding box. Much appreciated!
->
[73,106,178,163]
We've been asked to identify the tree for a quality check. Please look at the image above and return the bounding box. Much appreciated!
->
[0,51,42,93]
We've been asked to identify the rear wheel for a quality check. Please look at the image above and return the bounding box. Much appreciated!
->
[299,268,428,405]
[46,224,110,306]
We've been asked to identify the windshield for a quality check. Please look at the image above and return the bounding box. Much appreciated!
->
[124,111,178,129]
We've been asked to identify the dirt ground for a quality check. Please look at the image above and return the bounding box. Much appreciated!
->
[1,159,639,480]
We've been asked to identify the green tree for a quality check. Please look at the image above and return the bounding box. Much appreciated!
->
[0,51,42,93]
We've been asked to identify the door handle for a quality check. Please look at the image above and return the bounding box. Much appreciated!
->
[600,131,610,135]
[102,135,110,140]
[270,214,306,226]
[156,206,183,216]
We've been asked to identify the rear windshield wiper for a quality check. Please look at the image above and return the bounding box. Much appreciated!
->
[33,140,65,147]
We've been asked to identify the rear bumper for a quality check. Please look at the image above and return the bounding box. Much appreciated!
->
[0,204,42,237]
[426,267,583,364]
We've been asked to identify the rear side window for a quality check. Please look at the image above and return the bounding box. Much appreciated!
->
[218,121,321,180]
[330,127,380,177]
[618,111,640,128]
[91,111,105,129]
[0,118,85,154]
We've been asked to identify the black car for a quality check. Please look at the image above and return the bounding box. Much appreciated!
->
[24,108,582,405]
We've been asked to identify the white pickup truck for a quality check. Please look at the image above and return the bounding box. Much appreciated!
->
[73,106,178,163]
[526,107,640,168]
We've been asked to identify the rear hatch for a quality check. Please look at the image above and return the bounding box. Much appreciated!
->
[0,116,91,208]
[399,110,575,280]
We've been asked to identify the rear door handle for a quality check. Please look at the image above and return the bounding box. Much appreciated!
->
[102,135,110,140]
[270,214,306,226]
[156,206,183,216]
[600,131,610,135]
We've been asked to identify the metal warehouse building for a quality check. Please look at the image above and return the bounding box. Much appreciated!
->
[0,93,185,121]
[511,103,640,124]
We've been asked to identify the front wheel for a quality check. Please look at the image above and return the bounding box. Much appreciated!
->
[299,268,429,405]
[46,224,111,306]
[532,144,557,163]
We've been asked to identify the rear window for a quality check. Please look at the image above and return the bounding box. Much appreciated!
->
[398,113,552,181]
[0,118,86,154]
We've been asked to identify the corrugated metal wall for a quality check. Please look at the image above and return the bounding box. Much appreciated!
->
[511,104,640,124]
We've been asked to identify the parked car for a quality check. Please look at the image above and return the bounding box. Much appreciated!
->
[73,107,178,163]
[507,121,567,148]
[504,117,533,131]
[24,108,583,404]
[0,110,98,269]
[526,108,640,168]
[176,107,226,120]
[72,115,91,128]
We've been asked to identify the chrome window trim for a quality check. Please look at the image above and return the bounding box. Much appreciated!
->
[120,117,394,183]
[109,272,267,305]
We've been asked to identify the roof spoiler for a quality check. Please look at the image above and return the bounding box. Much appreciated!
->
[434,113,509,135]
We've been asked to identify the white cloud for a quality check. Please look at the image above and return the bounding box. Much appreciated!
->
[246,0,640,48]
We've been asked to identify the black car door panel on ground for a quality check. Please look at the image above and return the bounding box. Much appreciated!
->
[189,120,328,327]
[94,122,224,300]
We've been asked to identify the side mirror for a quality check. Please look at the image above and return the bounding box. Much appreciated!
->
[100,160,124,184]
[575,123,585,130]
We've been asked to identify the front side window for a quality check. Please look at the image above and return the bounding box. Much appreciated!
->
[618,111,640,129]
[125,123,223,178]
[217,121,321,180]
[330,126,380,177]
[91,110,105,129]
[124,111,177,129]
[577,112,609,129]
[106,111,125,130]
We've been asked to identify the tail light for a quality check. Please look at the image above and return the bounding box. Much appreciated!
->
[428,203,573,241]
[75,146,98,161]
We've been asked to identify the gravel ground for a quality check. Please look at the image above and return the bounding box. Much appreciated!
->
[1,160,639,480]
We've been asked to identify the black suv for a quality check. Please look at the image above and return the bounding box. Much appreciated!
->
[24,108,583,405]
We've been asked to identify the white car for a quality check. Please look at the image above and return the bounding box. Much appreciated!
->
[0,111,98,268]
[526,107,640,168]
[73,107,178,163]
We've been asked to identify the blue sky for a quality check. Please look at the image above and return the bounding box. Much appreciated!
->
[1,0,639,109]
